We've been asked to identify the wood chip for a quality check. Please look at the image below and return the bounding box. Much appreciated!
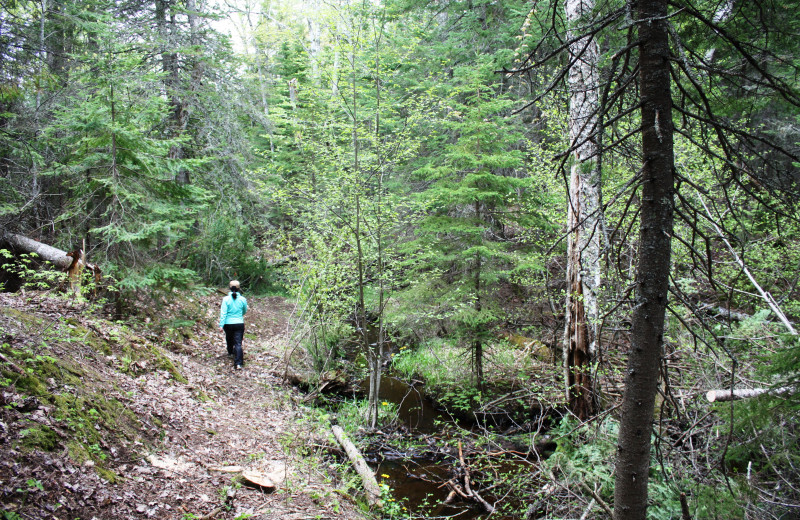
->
[241,470,276,490]
[206,465,243,473]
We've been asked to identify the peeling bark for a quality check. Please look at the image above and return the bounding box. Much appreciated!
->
[564,0,603,420]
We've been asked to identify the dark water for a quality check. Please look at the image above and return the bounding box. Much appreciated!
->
[375,455,535,519]
[356,374,538,519]
[359,375,455,433]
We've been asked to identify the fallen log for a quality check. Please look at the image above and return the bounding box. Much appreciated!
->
[3,233,71,269]
[706,387,791,403]
[331,425,382,508]
[2,234,102,295]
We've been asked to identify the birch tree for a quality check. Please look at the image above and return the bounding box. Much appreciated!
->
[563,0,603,420]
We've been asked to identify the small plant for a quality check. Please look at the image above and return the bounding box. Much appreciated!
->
[88,443,107,461]
[26,479,44,492]
[1,250,67,291]
[378,478,408,519]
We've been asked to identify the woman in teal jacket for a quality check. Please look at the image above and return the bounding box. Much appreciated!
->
[219,280,248,369]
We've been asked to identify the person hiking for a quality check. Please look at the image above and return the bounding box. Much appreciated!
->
[219,280,248,370]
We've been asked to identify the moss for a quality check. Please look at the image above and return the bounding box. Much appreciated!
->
[118,341,187,383]
[12,373,48,397]
[0,307,46,327]
[1,303,161,491]
[95,466,117,483]
[20,425,59,452]
[67,441,89,464]
[150,345,187,383]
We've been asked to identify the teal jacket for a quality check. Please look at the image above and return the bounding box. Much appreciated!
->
[219,293,248,328]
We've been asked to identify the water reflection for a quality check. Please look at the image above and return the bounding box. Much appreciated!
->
[359,375,455,433]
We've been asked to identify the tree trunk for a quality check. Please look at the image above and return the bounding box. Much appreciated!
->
[613,0,675,518]
[474,201,484,391]
[2,234,72,269]
[157,0,190,185]
[564,0,603,420]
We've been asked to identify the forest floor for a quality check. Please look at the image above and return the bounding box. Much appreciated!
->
[0,291,367,520]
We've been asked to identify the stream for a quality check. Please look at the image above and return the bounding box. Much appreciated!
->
[352,373,547,519]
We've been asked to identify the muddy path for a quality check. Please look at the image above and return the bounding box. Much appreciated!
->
[0,293,365,520]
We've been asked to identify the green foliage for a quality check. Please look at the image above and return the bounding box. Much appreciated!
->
[20,426,59,452]
[187,213,285,294]
[547,417,744,520]
[391,340,484,412]
[41,30,211,290]
[332,398,399,434]
[0,251,66,292]
[719,319,799,516]
[378,478,409,519]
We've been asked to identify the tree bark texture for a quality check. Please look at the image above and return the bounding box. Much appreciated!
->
[474,201,485,391]
[2,234,72,269]
[613,0,675,518]
[706,387,791,402]
[157,0,190,185]
[564,0,602,420]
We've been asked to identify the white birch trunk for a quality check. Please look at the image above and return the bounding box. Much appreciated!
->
[331,425,382,508]
[4,234,72,269]
[563,0,603,418]
[706,387,791,403]
[306,4,322,82]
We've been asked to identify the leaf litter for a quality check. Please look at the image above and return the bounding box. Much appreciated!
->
[0,292,363,520]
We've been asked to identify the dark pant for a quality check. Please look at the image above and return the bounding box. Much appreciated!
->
[223,323,245,367]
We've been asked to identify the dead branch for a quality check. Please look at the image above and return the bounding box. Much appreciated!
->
[0,351,25,374]
[458,441,495,514]
[697,194,797,335]
[578,481,613,517]
[706,387,791,402]
[331,425,382,508]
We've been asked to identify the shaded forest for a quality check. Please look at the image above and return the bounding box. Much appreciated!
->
[2,0,799,519]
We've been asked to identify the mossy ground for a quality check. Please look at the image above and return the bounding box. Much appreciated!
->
[0,297,169,514]
[0,291,365,520]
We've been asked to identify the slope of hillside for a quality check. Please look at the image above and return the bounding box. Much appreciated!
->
[0,291,364,520]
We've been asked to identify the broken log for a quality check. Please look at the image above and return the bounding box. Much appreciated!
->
[3,234,72,269]
[331,425,382,508]
[706,387,791,402]
[458,441,495,514]
[1,234,102,295]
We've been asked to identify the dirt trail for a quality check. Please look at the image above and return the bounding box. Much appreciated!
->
[0,293,365,520]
